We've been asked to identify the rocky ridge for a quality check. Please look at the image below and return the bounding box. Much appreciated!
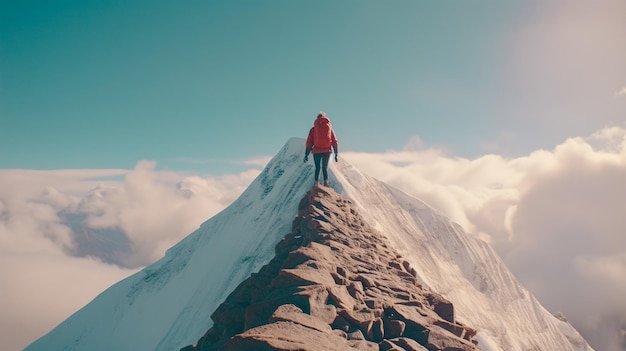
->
[182,184,480,351]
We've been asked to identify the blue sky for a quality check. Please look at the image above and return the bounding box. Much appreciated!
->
[1,0,625,173]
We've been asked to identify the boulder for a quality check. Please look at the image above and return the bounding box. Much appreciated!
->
[389,337,429,351]
[269,304,331,333]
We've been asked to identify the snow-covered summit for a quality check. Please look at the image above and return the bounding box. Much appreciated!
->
[25,138,593,351]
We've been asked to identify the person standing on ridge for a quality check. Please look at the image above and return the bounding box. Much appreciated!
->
[304,111,339,186]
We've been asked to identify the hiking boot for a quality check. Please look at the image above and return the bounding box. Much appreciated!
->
[323,179,329,187]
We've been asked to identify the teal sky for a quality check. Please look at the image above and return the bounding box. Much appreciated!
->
[2,1,625,173]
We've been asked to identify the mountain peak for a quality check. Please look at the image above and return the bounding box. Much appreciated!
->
[25,138,593,351]
[183,184,478,351]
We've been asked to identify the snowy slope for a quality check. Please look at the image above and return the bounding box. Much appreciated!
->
[331,161,593,351]
[25,138,592,351]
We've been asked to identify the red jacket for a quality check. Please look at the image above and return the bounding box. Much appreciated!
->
[306,116,338,154]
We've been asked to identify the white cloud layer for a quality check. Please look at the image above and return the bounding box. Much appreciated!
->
[3,128,626,351]
[342,126,626,351]
[0,164,262,350]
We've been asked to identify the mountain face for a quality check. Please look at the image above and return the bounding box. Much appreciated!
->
[184,184,479,351]
[25,138,593,351]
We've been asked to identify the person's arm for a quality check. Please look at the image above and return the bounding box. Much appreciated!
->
[305,128,314,162]
[331,130,338,162]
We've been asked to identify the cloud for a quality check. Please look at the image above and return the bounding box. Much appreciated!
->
[403,135,425,151]
[0,164,261,350]
[0,169,137,350]
[506,152,626,351]
[342,127,626,351]
[0,252,137,351]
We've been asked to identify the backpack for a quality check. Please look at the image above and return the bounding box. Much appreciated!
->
[313,117,333,149]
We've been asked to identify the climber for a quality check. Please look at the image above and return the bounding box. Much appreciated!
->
[304,111,339,186]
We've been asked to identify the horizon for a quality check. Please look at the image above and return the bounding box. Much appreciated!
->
[1,1,625,350]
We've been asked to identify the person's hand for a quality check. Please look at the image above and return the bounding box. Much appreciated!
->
[335,154,339,162]
[304,155,308,163]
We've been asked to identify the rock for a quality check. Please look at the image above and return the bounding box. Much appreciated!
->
[210,302,246,337]
[426,293,455,323]
[434,320,477,341]
[339,309,376,333]
[347,339,379,351]
[182,186,481,351]
[336,266,348,278]
[299,286,337,324]
[270,304,331,333]
[270,267,336,289]
[389,260,404,271]
[330,271,347,285]
[348,329,365,340]
[220,321,355,351]
[367,317,384,342]
[424,325,479,351]
[389,337,429,351]
[331,329,347,339]
[355,273,376,288]
[379,339,406,351]
[243,290,311,330]
[385,319,406,338]
[347,281,364,299]
[331,313,351,333]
